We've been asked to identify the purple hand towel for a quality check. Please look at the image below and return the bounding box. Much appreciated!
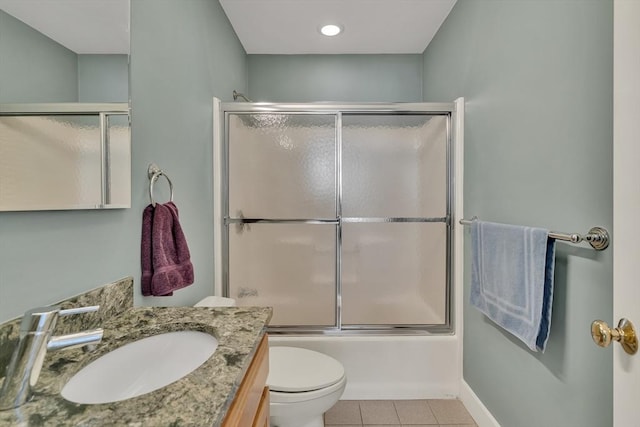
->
[141,204,154,296]
[140,201,194,296]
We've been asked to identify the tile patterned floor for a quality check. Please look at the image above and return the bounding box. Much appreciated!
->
[324,399,477,426]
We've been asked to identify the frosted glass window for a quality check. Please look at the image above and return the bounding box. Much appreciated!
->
[341,222,447,326]
[228,223,336,327]
[0,114,130,211]
[228,114,336,219]
[342,115,447,218]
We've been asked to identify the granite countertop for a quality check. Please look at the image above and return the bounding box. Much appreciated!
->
[0,306,272,427]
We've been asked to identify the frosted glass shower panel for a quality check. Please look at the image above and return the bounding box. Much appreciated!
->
[342,115,448,218]
[0,112,130,211]
[228,114,336,219]
[341,222,447,325]
[228,223,337,327]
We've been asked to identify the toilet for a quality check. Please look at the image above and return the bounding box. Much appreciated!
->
[194,297,346,427]
[269,346,346,427]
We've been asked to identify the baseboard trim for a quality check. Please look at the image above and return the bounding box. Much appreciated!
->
[459,379,500,427]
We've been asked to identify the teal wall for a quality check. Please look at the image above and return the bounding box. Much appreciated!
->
[0,9,77,102]
[130,0,247,309]
[78,54,129,102]
[0,0,247,322]
[248,54,423,102]
[422,1,613,426]
[0,5,615,426]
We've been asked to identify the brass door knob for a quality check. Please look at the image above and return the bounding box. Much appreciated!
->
[591,318,638,355]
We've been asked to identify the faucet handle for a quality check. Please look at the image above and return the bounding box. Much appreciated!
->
[59,305,100,317]
[19,305,100,333]
[19,306,63,333]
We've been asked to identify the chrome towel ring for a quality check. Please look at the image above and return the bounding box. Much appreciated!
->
[148,163,174,207]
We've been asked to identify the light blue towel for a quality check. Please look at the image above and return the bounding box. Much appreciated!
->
[470,220,556,352]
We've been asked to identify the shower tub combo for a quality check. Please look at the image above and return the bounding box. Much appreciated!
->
[213,99,464,399]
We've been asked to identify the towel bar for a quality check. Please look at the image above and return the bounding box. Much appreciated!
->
[148,163,174,207]
[459,218,610,251]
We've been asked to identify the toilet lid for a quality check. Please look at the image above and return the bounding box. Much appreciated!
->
[268,347,345,392]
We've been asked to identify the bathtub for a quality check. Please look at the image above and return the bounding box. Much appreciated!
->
[268,334,460,400]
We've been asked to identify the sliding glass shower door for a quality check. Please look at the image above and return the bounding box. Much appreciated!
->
[222,104,453,333]
[226,113,338,327]
[341,114,448,327]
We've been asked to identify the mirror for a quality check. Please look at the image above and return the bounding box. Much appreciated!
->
[0,0,131,211]
[0,0,130,103]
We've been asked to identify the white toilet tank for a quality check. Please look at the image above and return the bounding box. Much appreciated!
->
[194,296,236,307]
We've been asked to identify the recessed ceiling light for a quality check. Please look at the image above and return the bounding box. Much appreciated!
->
[320,24,342,37]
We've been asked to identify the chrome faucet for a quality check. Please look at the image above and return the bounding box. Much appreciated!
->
[0,305,104,410]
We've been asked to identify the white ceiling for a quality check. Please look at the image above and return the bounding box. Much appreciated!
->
[0,0,456,56]
[0,0,129,54]
[219,0,457,54]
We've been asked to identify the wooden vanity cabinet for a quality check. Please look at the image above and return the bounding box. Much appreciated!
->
[222,334,269,427]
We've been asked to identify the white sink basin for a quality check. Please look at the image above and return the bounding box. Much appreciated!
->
[61,330,218,404]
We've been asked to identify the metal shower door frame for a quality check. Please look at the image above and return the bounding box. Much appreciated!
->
[219,102,457,335]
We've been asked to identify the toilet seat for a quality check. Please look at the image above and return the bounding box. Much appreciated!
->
[268,347,345,393]
[269,375,347,404]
